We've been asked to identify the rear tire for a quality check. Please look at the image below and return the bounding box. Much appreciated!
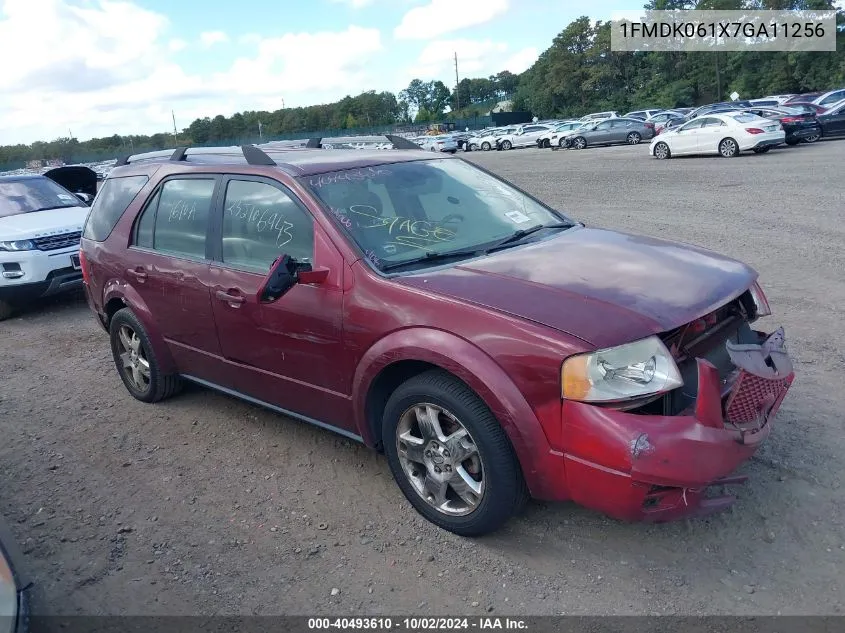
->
[501,140,512,150]
[719,137,739,157]
[481,142,491,151]
[109,308,182,403]
[803,133,820,143]
[382,369,527,537]
[785,138,799,146]
[627,132,642,145]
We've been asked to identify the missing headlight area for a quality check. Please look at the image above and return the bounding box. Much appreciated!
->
[631,290,773,417]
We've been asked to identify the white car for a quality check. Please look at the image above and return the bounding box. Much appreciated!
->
[624,109,663,120]
[469,127,515,151]
[543,121,589,148]
[417,135,458,153]
[649,112,784,159]
[579,111,619,123]
[495,123,555,150]
[0,173,93,319]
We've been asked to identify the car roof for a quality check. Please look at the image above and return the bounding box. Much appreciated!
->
[109,145,444,179]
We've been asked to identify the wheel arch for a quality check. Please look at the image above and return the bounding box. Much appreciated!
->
[352,327,557,499]
[102,282,178,374]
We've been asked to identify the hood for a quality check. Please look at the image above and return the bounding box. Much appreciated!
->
[395,227,756,349]
[43,165,98,197]
[0,206,89,240]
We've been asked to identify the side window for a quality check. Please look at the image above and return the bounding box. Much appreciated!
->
[595,121,612,130]
[701,118,725,127]
[152,179,216,259]
[222,180,314,272]
[82,175,148,241]
[679,120,704,131]
[820,90,844,105]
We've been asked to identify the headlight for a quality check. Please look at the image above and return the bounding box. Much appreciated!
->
[0,547,18,633]
[748,280,771,317]
[562,335,683,403]
[0,240,35,252]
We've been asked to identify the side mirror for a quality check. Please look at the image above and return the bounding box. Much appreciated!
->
[75,192,93,205]
[258,255,330,303]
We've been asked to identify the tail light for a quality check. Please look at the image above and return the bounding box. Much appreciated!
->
[644,122,655,129]
[79,249,91,285]
[749,280,772,317]
[779,116,804,123]
[745,127,765,134]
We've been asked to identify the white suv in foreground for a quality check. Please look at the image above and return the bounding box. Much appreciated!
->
[0,173,94,320]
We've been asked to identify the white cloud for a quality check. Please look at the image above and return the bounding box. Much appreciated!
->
[200,30,229,48]
[0,0,386,145]
[168,38,187,53]
[404,39,532,88]
[238,32,263,45]
[394,0,509,40]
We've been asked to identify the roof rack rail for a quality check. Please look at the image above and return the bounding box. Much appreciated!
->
[304,135,422,150]
[112,144,278,167]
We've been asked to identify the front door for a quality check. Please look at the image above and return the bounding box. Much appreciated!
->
[127,176,223,374]
[671,119,704,154]
[207,176,351,432]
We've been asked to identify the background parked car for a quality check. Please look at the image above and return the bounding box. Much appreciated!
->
[784,92,823,105]
[624,109,663,120]
[495,123,555,150]
[812,88,845,108]
[740,106,821,144]
[786,102,830,115]
[469,127,514,151]
[650,112,784,159]
[817,101,845,139]
[578,111,619,123]
[563,117,655,149]
[417,135,458,153]
[538,121,583,148]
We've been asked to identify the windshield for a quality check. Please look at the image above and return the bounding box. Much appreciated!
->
[302,159,574,272]
[0,177,84,219]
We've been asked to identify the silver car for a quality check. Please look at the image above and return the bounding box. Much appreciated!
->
[562,117,655,149]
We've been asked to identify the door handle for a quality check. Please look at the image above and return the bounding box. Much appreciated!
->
[215,290,246,305]
[127,267,147,282]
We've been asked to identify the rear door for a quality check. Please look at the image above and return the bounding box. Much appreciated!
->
[206,175,351,431]
[128,175,224,373]
[821,104,845,136]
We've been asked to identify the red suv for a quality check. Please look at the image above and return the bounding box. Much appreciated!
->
[80,139,795,536]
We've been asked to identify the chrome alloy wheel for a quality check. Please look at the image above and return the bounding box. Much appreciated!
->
[395,403,484,516]
[117,324,150,392]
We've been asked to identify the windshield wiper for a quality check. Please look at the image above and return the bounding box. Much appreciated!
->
[486,222,571,253]
[379,247,485,272]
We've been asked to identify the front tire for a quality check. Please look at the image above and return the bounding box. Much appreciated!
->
[0,299,14,321]
[719,137,739,157]
[481,142,491,151]
[653,141,671,159]
[571,136,587,150]
[541,139,551,148]
[558,137,566,148]
[785,138,800,146]
[382,370,527,537]
[468,143,478,151]
[109,308,182,403]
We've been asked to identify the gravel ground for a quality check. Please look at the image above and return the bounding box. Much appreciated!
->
[1,139,844,617]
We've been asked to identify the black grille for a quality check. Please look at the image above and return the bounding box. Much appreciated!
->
[32,231,82,251]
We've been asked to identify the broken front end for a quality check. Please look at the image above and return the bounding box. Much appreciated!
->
[560,283,794,522]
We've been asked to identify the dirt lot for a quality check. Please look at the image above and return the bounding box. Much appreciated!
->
[1,140,844,617]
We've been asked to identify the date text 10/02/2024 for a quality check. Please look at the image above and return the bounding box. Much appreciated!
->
[307,617,529,630]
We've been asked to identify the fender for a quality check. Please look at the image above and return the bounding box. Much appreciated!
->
[351,327,564,499]
[102,279,177,375]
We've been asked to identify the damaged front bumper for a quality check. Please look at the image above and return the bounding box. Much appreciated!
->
[560,327,794,522]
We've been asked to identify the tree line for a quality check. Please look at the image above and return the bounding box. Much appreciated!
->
[1,0,842,168]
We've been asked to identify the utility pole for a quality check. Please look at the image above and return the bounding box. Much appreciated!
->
[454,52,460,112]
[172,110,178,144]
[258,120,263,141]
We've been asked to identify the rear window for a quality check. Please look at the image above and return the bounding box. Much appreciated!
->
[730,113,758,123]
[83,175,149,242]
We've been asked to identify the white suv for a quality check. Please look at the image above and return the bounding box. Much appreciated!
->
[0,173,94,319]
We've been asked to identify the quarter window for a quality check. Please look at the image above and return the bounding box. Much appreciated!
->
[221,180,314,272]
[82,175,148,241]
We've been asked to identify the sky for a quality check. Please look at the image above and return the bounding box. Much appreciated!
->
[0,0,645,145]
